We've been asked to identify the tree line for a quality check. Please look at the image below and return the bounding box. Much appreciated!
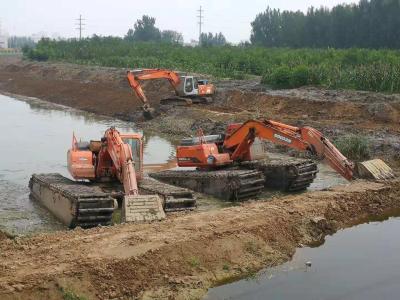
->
[124,15,226,46]
[251,0,400,48]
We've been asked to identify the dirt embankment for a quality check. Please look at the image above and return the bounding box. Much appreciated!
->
[0,56,175,120]
[1,56,398,165]
[0,180,399,300]
[1,56,399,135]
[0,60,399,175]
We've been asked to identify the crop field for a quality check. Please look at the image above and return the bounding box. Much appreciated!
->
[25,37,400,93]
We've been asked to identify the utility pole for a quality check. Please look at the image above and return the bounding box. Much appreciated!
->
[76,15,85,40]
[197,6,204,46]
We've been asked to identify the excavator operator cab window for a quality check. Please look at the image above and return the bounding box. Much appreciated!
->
[193,78,199,89]
[123,138,142,174]
[185,77,194,93]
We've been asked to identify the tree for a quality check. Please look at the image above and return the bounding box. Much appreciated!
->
[200,32,227,47]
[125,15,161,42]
[250,0,400,49]
[161,30,184,44]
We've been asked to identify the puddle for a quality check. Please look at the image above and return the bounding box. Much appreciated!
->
[205,216,400,300]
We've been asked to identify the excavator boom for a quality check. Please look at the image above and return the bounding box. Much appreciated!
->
[100,128,139,195]
[126,69,215,119]
[97,127,165,221]
[223,119,394,181]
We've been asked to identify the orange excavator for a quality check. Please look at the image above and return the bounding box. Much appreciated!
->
[30,127,196,228]
[151,119,395,200]
[126,69,215,118]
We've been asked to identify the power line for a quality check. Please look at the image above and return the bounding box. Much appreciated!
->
[75,14,85,40]
[197,6,204,45]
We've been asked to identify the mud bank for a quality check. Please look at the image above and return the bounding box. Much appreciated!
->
[1,57,399,132]
[0,180,399,299]
[1,56,399,164]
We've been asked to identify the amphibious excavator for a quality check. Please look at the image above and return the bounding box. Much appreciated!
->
[29,128,196,228]
[151,119,395,200]
[126,69,215,118]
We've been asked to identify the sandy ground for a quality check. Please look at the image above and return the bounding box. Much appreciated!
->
[0,56,399,299]
[0,180,399,300]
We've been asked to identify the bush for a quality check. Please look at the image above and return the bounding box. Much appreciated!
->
[335,134,371,161]
[27,49,49,61]
[263,66,292,88]
[262,65,313,89]
[290,65,311,87]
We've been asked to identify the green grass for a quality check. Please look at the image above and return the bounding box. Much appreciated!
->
[335,134,371,161]
[222,263,230,271]
[24,37,400,93]
[188,256,201,268]
[60,288,88,300]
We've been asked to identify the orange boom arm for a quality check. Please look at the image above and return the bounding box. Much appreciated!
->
[126,69,181,112]
[97,127,139,196]
[223,120,356,180]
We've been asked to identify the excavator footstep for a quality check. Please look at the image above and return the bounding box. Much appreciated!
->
[122,195,166,223]
[356,159,395,180]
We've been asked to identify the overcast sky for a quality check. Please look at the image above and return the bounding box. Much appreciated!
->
[1,0,357,43]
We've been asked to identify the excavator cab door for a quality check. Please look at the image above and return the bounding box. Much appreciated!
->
[183,76,199,96]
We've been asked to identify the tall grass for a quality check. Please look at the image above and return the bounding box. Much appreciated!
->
[24,38,400,93]
[335,134,371,161]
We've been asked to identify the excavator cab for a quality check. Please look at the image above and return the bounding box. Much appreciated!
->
[178,76,215,100]
[121,134,143,180]
[179,76,198,97]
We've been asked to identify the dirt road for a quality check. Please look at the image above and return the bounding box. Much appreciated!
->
[1,180,399,300]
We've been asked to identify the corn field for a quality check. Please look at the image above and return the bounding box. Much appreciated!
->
[24,37,400,93]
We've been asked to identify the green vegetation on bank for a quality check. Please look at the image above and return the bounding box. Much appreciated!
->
[335,134,371,161]
[24,38,400,93]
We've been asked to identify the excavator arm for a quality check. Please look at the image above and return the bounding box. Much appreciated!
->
[223,120,393,181]
[126,69,181,117]
[97,127,166,221]
[100,127,139,195]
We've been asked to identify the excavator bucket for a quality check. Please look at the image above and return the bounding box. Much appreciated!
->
[356,159,395,180]
[122,194,166,223]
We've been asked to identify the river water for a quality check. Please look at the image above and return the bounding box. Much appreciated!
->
[205,215,400,300]
[0,94,175,234]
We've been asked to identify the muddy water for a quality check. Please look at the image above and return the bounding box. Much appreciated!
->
[0,94,175,235]
[205,216,400,300]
